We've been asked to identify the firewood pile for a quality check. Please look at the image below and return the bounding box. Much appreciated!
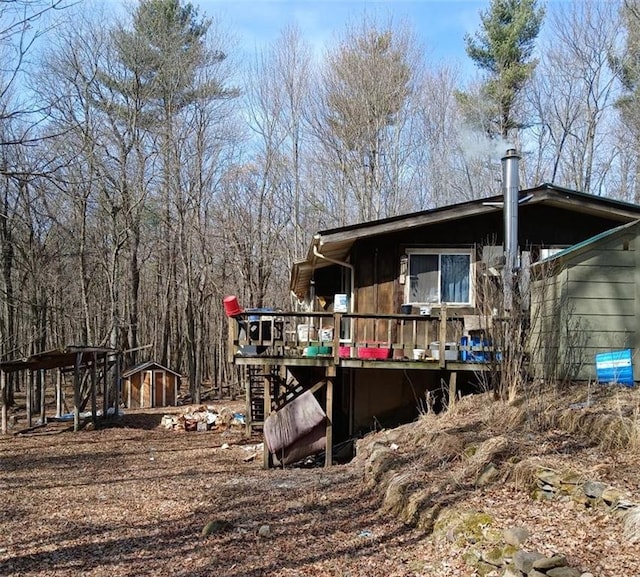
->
[161,405,246,432]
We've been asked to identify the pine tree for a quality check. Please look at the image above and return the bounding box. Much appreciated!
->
[462,0,544,139]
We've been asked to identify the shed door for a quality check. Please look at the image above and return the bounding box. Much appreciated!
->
[154,371,165,407]
[165,374,176,406]
[142,371,152,407]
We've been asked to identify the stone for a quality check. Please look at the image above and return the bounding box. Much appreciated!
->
[546,567,581,577]
[530,571,547,577]
[462,549,482,566]
[502,567,523,577]
[601,487,625,506]
[513,550,546,574]
[580,573,595,577]
[475,561,499,576]
[533,555,568,570]
[583,481,606,499]
[258,524,271,538]
[560,472,583,486]
[503,526,530,547]
[476,463,500,486]
[537,468,562,488]
[482,546,508,567]
[572,492,592,507]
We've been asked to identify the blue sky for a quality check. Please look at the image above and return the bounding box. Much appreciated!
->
[196,0,485,72]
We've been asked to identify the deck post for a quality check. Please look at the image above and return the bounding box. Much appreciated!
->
[73,352,82,432]
[448,371,457,410]
[245,367,252,437]
[91,352,97,424]
[325,376,333,468]
[263,364,272,469]
[39,369,45,425]
[56,369,63,418]
[1,371,7,434]
[26,370,32,427]
[439,306,447,369]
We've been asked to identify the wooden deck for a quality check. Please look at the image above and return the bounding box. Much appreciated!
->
[229,308,495,370]
[228,309,497,469]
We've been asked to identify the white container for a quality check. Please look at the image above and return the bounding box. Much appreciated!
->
[430,341,458,361]
[419,305,431,316]
[319,327,334,341]
[412,348,425,360]
[297,323,317,342]
[334,293,348,313]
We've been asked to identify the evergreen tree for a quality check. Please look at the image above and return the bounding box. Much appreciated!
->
[462,0,545,139]
[612,1,640,202]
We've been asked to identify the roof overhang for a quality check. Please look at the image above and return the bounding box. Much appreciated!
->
[289,184,640,300]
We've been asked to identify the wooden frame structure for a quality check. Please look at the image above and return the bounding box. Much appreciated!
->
[0,346,121,434]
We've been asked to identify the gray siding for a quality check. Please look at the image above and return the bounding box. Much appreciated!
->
[530,227,639,383]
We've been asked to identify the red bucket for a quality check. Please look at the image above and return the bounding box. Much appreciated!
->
[223,295,243,317]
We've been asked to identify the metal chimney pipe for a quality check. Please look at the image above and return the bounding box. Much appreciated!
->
[502,148,520,272]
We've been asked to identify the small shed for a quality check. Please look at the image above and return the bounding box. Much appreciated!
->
[530,219,640,383]
[121,362,181,408]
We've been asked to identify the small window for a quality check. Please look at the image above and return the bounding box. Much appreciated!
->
[406,250,473,306]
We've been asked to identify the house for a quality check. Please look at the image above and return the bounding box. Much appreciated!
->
[121,361,181,408]
[530,219,640,383]
[229,150,640,467]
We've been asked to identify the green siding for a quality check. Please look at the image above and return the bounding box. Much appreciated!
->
[530,222,640,383]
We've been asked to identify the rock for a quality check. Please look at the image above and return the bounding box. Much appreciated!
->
[513,550,546,574]
[613,499,636,513]
[258,524,271,538]
[533,555,568,570]
[560,472,583,486]
[503,526,530,547]
[476,463,500,486]
[530,571,547,577]
[571,492,592,507]
[481,547,505,567]
[503,567,522,577]
[601,487,625,505]
[580,573,594,577]
[462,549,482,566]
[537,468,562,488]
[546,567,581,577]
[583,481,606,499]
[623,505,640,543]
[475,561,499,576]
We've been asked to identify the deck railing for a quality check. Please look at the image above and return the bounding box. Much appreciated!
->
[228,308,495,367]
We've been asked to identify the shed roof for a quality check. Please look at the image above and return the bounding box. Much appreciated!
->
[121,361,182,379]
[0,346,119,373]
[290,184,640,299]
[531,219,640,269]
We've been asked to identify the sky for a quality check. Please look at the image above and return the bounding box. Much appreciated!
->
[195,0,486,73]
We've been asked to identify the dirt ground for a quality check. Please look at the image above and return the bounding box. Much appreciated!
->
[1,389,640,577]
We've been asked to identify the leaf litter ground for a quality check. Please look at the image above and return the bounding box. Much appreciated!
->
[1,389,640,577]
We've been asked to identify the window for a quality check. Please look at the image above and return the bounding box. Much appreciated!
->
[405,250,473,305]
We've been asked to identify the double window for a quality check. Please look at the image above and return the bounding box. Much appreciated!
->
[405,249,473,306]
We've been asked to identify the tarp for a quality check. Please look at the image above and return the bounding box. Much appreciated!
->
[263,391,326,457]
